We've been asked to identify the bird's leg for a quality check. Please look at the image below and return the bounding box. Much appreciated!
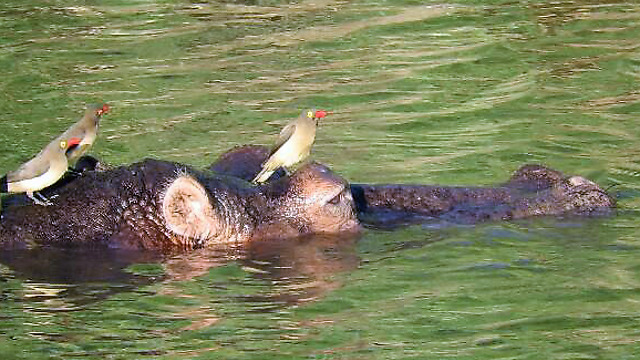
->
[36,192,56,205]
[28,191,53,206]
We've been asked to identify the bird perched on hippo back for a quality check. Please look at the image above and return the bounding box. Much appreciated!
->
[60,103,109,165]
[0,103,107,206]
[0,136,81,205]
[253,109,330,184]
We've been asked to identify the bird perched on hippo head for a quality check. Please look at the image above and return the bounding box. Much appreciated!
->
[252,108,330,184]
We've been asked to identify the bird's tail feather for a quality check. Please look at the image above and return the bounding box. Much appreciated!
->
[0,175,7,193]
[253,167,274,184]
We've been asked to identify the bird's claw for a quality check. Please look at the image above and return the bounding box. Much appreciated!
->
[29,192,54,206]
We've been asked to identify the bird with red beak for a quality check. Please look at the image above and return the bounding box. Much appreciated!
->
[1,135,82,205]
[253,109,330,184]
[60,103,109,165]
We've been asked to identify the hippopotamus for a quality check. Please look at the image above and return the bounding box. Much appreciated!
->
[209,145,615,226]
[0,145,614,251]
[0,155,357,251]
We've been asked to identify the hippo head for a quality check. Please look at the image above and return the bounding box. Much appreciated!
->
[159,162,359,247]
[206,145,359,235]
[264,162,359,236]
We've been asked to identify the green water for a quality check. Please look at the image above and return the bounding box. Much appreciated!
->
[1,0,640,358]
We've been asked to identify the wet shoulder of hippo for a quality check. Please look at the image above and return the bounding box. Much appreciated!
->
[1,158,185,249]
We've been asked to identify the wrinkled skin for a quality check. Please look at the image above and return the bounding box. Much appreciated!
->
[0,145,614,251]
[0,157,358,251]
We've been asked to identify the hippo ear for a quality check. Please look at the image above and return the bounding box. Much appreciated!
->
[162,175,219,244]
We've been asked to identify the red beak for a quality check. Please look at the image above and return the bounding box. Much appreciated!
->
[97,104,110,116]
[315,110,332,119]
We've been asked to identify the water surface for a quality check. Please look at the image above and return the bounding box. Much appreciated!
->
[1,0,640,358]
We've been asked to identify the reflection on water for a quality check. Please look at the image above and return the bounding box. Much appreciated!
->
[0,233,359,306]
[0,0,639,358]
[0,233,360,357]
[0,248,162,309]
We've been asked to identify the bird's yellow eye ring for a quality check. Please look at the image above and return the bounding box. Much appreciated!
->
[59,140,67,149]
[307,111,313,118]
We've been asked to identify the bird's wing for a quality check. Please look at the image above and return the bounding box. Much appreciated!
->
[7,150,52,182]
[270,122,296,156]
[66,143,90,163]
[60,124,87,142]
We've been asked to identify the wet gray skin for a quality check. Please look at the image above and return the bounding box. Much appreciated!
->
[350,165,615,227]
[0,157,359,251]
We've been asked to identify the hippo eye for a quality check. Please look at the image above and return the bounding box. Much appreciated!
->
[59,140,67,149]
[328,193,342,205]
